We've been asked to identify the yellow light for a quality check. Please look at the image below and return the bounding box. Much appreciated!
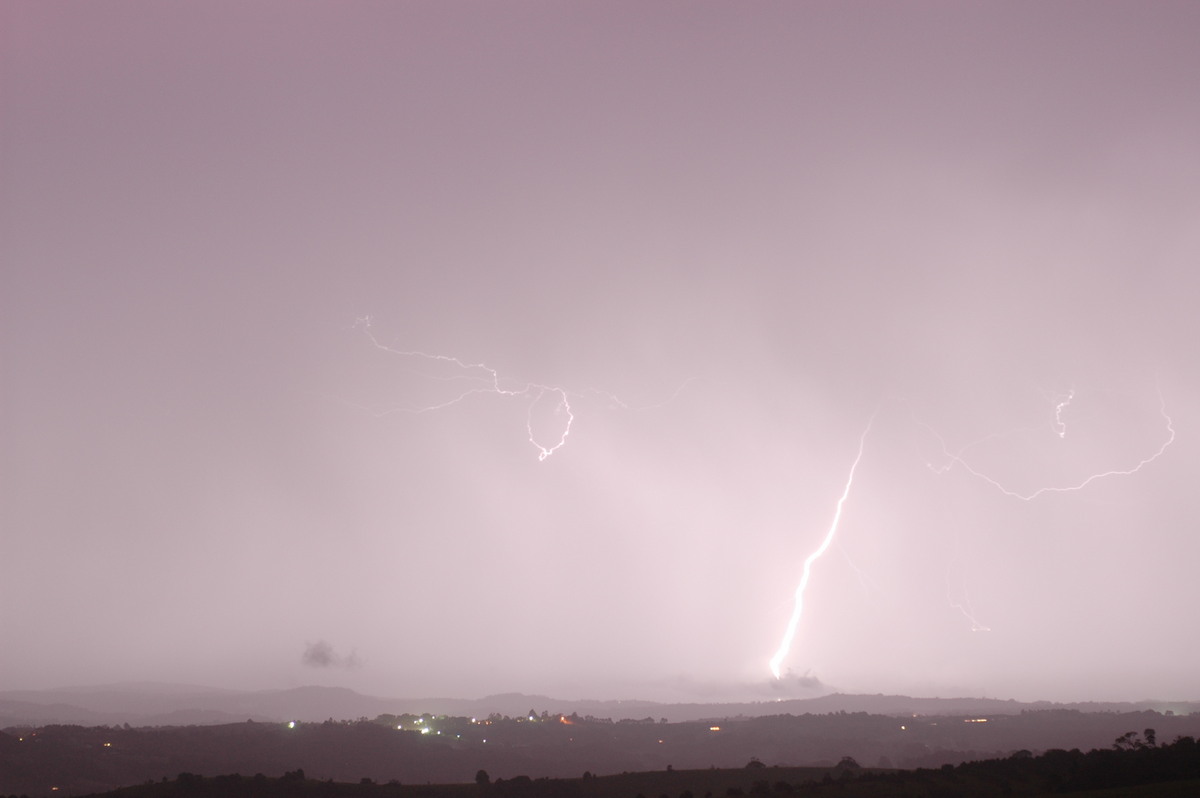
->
[709,726,721,732]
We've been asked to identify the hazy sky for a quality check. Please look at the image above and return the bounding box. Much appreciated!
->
[3,1,1199,704]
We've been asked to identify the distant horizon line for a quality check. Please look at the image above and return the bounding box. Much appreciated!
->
[4,681,1197,708]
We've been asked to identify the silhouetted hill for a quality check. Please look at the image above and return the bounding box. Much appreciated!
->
[5,703,1200,796]
[3,684,1198,728]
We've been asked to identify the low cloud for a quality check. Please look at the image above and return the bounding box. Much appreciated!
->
[301,640,361,669]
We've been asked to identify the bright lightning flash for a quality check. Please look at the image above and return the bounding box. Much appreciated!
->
[769,409,879,680]
[924,390,1175,501]
[769,387,1173,679]
[356,317,577,461]
[354,317,692,461]
[1053,388,1075,439]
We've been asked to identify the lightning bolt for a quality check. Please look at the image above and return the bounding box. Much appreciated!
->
[769,408,879,680]
[354,317,694,461]
[355,317,578,461]
[921,389,1175,501]
[351,324,1176,680]
[838,543,881,597]
[769,386,1173,680]
[1052,388,1075,439]
[946,571,991,632]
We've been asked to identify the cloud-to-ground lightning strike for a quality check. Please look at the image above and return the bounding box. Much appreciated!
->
[770,387,1174,680]
[769,409,879,680]
[922,390,1175,501]
[354,324,1176,681]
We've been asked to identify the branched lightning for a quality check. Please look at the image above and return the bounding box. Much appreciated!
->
[350,320,1177,681]
[356,317,576,460]
[946,571,991,632]
[770,387,1174,680]
[769,408,879,680]
[948,598,991,632]
[921,390,1175,501]
[838,543,882,597]
[354,317,692,461]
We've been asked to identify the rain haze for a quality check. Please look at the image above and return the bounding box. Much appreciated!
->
[3,2,1198,706]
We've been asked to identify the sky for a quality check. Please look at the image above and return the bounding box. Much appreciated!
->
[3,1,1199,705]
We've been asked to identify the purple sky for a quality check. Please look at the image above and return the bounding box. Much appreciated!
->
[3,1,1199,704]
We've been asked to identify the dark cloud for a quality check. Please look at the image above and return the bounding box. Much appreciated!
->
[302,641,360,669]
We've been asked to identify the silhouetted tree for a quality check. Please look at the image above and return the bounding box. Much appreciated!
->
[1114,731,1137,750]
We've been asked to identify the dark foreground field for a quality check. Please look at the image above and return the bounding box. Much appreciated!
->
[4,711,1199,797]
[47,741,1200,798]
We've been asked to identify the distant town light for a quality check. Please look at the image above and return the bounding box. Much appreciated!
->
[709,726,721,732]
[287,721,296,729]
